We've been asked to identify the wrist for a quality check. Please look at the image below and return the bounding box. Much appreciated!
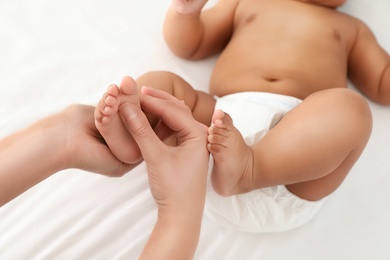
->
[157,213,202,241]
[0,111,68,206]
[140,208,203,260]
[156,185,207,223]
[52,105,93,171]
[37,111,72,171]
[157,204,204,228]
[31,112,73,173]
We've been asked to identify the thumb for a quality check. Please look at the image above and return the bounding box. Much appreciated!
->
[119,102,163,160]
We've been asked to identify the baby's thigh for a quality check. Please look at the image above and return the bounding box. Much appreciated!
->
[258,88,372,199]
[279,88,371,149]
[281,88,372,199]
[297,88,371,136]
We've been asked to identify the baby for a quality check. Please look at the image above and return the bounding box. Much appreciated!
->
[95,0,388,230]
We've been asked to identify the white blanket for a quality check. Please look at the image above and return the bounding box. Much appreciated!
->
[1,0,389,259]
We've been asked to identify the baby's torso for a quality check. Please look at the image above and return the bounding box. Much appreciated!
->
[210,0,359,99]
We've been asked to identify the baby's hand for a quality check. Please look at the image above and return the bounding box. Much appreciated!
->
[171,0,208,15]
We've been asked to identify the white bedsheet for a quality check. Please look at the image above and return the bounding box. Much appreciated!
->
[0,0,389,259]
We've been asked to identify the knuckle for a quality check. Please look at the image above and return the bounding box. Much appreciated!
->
[131,120,152,139]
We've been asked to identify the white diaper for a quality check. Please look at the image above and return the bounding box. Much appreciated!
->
[205,92,326,233]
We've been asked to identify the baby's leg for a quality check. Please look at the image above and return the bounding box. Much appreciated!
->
[136,71,216,126]
[95,76,141,164]
[208,88,372,201]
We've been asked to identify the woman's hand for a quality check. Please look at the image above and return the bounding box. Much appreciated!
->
[0,104,133,206]
[119,86,209,259]
[120,86,209,215]
[60,104,135,177]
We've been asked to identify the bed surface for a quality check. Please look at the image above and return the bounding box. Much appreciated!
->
[1,0,389,259]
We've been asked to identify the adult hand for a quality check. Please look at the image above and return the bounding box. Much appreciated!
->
[0,104,133,206]
[119,86,209,259]
[60,104,134,176]
[120,86,209,214]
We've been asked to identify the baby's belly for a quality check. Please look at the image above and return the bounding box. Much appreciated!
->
[210,79,307,100]
[209,67,347,100]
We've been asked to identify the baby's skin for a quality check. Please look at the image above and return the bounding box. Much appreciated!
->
[207,109,254,195]
[94,76,141,164]
[95,0,387,201]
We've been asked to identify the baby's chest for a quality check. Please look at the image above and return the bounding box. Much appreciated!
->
[235,1,354,48]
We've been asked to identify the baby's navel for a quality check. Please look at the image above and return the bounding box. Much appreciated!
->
[265,77,279,83]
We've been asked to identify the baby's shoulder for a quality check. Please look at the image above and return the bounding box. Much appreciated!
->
[334,10,366,30]
[331,11,365,40]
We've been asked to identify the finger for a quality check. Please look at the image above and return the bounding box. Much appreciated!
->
[140,88,198,138]
[119,102,164,161]
[140,88,208,144]
[141,85,181,102]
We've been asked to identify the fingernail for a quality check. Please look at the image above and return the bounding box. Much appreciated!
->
[140,85,150,94]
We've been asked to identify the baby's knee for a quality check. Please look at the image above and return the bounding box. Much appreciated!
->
[337,88,371,120]
[311,88,372,138]
[137,70,182,83]
[332,88,372,139]
[136,70,186,96]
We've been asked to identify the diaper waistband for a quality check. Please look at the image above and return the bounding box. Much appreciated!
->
[216,92,302,112]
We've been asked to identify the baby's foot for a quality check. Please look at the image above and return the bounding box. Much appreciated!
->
[95,76,141,164]
[207,109,254,196]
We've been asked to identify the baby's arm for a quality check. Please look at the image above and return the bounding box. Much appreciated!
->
[164,0,238,60]
[348,20,390,105]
